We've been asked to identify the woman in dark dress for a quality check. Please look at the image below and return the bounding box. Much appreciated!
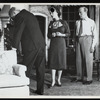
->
[48,6,70,87]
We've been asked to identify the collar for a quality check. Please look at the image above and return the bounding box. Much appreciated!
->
[81,17,89,21]
[84,17,89,20]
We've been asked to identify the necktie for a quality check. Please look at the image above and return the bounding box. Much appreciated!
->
[79,20,83,36]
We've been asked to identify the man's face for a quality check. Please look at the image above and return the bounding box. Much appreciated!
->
[11,11,16,18]
[78,8,87,19]
[11,10,20,18]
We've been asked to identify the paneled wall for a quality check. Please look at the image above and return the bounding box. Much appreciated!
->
[29,5,52,23]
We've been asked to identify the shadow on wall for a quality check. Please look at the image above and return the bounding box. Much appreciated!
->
[0,5,10,18]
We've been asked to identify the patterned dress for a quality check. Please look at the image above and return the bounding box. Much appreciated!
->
[48,19,70,70]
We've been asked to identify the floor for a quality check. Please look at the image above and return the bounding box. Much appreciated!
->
[28,67,100,98]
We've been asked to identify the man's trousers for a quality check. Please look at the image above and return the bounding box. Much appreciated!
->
[76,35,93,81]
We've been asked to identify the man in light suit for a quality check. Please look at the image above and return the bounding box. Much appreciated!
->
[9,7,45,95]
[74,7,97,84]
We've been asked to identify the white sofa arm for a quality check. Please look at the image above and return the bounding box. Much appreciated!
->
[12,64,27,77]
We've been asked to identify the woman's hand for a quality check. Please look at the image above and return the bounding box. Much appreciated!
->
[56,32,62,36]
[56,32,66,37]
[52,32,67,37]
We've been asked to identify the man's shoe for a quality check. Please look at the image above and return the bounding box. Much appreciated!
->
[82,80,92,85]
[34,90,44,95]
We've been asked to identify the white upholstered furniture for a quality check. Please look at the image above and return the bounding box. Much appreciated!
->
[0,49,29,97]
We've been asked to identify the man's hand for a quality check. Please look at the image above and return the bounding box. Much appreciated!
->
[12,47,17,50]
[52,32,56,37]
[90,45,95,53]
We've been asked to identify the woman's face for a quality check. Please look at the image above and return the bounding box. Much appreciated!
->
[50,9,58,19]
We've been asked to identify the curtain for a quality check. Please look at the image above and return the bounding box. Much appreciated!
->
[89,6,99,60]
[88,6,95,20]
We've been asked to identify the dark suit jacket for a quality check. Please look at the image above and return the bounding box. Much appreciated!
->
[10,9,45,67]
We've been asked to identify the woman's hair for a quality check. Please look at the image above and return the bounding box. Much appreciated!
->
[49,6,61,17]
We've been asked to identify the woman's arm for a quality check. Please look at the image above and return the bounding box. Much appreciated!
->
[64,20,71,37]
[48,21,53,39]
[56,20,70,37]
[56,32,66,37]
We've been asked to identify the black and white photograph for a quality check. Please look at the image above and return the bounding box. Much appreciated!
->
[0,2,100,98]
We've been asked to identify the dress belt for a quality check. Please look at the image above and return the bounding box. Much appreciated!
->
[53,36,64,38]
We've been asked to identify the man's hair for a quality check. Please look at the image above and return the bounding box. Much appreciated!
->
[79,7,88,13]
[9,7,16,18]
